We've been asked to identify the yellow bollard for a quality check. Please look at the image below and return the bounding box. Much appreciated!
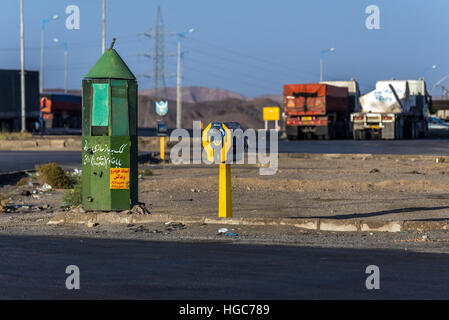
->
[219,163,232,218]
[160,136,165,160]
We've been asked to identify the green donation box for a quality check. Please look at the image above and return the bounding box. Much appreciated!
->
[81,40,138,211]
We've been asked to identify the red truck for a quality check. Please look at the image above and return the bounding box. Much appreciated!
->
[40,93,82,129]
[284,83,350,140]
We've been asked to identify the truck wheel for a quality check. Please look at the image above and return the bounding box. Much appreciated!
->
[419,125,426,138]
[371,131,381,140]
[412,123,417,139]
[286,126,299,141]
[354,130,364,140]
[360,130,367,140]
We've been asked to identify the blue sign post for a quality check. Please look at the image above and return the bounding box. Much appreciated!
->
[155,100,168,161]
[155,100,168,116]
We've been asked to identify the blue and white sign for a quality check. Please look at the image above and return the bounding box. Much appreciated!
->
[155,100,168,116]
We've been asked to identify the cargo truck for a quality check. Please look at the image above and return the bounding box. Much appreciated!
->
[40,93,82,129]
[321,79,361,137]
[0,69,40,131]
[284,83,350,140]
[320,79,361,114]
[351,79,430,140]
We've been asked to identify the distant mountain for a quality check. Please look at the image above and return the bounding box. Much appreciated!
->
[140,86,282,104]
[249,94,283,104]
[138,95,281,129]
[140,86,246,103]
[43,89,82,95]
[432,96,449,100]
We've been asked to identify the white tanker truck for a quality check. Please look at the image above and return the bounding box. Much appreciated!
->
[351,79,431,140]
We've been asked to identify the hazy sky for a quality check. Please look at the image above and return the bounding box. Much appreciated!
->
[1,0,448,97]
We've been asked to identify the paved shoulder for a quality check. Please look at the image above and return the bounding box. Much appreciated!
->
[0,235,449,299]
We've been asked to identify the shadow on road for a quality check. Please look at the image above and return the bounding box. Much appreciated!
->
[304,206,449,220]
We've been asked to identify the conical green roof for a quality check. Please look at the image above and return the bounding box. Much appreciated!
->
[85,46,135,80]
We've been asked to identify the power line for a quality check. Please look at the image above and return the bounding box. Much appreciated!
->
[153,6,167,100]
[187,37,317,78]
[181,63,278,93]
[181,55,285,90]
[165,38,316,81]
[47,49,284,92]
[0,34,140,52]
[139,6,167,100]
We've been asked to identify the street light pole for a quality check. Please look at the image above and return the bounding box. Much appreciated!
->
[102,0,106,53]
[40,14,59,94]
[53,38,68,93]
[319,47,335,82]
[320,58,323,82]
[20,0,26,132]
[64,43,68,93]
[176,41,182,129]
[40,28,44,94]
[175,28,194,129]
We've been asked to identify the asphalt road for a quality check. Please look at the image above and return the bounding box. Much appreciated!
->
[276,138,449,154]
[0,235,449,299]
[0,151,81,173]
[3,138,449,174]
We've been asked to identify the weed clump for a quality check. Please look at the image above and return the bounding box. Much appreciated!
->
[35,163,71,189]
[0,130,32,140]
[0,193,7,212]
[16,177,29,187]
[62,177,82,208]
[139,168,153,176]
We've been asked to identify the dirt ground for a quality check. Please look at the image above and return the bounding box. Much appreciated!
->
[2,155,449,223]
[140,155,449,221]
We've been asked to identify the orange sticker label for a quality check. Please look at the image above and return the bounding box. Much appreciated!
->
[110,168,130,189]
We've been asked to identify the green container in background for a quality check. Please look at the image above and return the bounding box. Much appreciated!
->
[82,40,138,211]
